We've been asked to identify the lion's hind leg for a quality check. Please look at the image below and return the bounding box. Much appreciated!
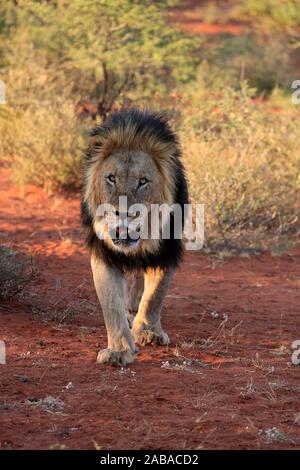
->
[128,271,144,316]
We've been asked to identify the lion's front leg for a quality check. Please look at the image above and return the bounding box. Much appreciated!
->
[91,254,137,366]
[132,267,173,346]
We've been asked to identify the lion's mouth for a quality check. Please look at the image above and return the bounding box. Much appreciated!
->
[111,238,141,253]
[110,228,141,251]
[112,237,140,246]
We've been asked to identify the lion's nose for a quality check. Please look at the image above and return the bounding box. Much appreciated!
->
[115,225,129,240]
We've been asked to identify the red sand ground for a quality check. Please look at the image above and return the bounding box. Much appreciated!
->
[0,167,300,450]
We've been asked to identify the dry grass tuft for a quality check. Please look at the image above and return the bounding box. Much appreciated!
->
[0,246,36,299]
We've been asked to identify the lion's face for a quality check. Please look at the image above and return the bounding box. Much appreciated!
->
[92,150,164,254]
[83,110,181,257]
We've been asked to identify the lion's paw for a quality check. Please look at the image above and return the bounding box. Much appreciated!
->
[97,348,136,366]
[132,323,170,347]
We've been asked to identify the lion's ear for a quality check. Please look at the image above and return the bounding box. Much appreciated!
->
[87,133,105,159]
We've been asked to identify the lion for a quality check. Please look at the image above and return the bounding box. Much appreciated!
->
[81,109,188,366]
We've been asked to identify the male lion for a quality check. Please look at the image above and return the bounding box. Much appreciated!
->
[81,109,188,366]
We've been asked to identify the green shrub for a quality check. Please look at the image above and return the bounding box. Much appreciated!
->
[10,0,200,120]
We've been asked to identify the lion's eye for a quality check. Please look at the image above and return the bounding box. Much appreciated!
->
[138,177,149,187]
[106,174,116,184]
